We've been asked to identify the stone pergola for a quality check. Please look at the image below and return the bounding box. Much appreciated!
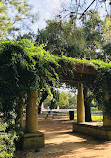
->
[73,83,111,140]
[23,62,111,150]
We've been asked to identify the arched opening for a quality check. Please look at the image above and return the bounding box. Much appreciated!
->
[1,40,111,150]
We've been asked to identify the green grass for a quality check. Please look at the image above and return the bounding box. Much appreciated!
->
[74,114,103,121]
[92,115,103,121]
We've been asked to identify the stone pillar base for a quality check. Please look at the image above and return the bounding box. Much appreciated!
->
[22,131,44,150]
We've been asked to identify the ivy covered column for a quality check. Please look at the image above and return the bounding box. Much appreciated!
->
[77,83,85,123]
[26,90,38,133]
[103,92,111,126]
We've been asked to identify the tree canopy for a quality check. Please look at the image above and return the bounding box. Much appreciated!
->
[35,9,106,60]
[35,19,86,57]
[0,0,38,41]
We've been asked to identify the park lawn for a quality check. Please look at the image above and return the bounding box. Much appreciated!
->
[92,115,103,121]
[74,114,103,121]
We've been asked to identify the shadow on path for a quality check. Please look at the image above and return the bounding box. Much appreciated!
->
[25,117,111,158]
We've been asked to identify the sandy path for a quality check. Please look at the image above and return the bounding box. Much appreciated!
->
[25,116,111,158]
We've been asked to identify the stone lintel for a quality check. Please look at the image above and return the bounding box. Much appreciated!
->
[75,63,97,75]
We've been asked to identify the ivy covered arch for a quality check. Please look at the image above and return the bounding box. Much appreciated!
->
[0,39,111,149]
[58,56,111,117]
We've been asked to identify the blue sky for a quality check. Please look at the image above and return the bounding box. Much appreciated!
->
[28,0,110,33]
[28,0,68,32]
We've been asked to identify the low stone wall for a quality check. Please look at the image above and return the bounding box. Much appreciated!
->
[73,122,111,140]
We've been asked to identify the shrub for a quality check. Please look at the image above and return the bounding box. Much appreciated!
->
[0,122,16,158]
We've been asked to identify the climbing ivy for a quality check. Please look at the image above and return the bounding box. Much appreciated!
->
[0,39,111,118]
[1,39,111,156]
[0,39,59,120]
[58,56,111,117]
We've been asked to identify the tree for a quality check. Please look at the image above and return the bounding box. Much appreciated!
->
[102,42,111,61]
[0,2,11,40]
[68,93,77,108]
[38,88,59,113]
[103,16,111,41]
[36,19,85,58]
[43,89,60,110]
[36,9,104,59]
[57,92,69,108]
[38,90,48,114]
[43,95,52,109]
[84,87,94,122]
[82,10,104,59]
[56,0,111,21]
[0,0,38,41]
[16,32,36,42]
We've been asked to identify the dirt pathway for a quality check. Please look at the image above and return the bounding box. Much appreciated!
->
[25,116,111,158]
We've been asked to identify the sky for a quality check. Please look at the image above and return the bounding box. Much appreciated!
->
[28,0,68,32]
[28,0,110,33]
[28,0,91,32]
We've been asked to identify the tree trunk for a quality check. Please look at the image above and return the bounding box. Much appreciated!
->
[15,99,24,129]
[84,87,92,122]
[38,91,48,114]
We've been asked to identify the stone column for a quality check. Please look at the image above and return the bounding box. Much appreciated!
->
[26,90,38,133]
[77,83,85,123]
[23,90,44,150]
[103,91,111,126]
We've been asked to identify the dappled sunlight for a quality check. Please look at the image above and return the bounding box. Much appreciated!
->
[45,131,86,145]
[26,116,111,158]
